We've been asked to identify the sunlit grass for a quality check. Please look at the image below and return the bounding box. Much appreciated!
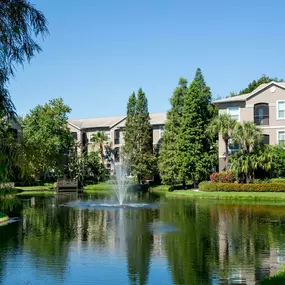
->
[164,190,285,201]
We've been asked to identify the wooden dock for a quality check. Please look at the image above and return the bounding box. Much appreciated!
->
[56,179,78,193]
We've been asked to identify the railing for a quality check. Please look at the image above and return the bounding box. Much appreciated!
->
[254,115,269,126]
[56,179,78,192]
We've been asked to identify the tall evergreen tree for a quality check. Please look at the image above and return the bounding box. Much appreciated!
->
[158,78,188,185]
[133,88,156,183]
[123,92,137,170]
[179,69,214,187]
[123,89,156,184]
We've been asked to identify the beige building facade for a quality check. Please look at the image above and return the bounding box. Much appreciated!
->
[68,113,166,173]
[213,81,285,171]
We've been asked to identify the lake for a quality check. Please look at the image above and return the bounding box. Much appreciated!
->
[1,192,285,284]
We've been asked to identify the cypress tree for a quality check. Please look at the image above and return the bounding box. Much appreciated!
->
[158,78,188,185]
[180,68,214,187]
[123,92,137,168]
[123,89,156,184]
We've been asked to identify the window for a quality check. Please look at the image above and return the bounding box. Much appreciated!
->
[254,103,269,125]
[227,107,240,121]
[71,132,78,140]
[114,147,120,163]
[262,134,270,145]
[278,131,285,146]
[228,138,240,155]
[114,129,120,145]
[82,133,87,146]
[277,101,285,119]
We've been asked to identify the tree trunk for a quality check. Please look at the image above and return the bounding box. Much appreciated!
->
[182,180,186,189]
[245,173,250,184]
[137,174,141,185]
[225,139,229,171]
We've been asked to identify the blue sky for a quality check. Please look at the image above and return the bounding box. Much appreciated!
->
[9,0,285,119]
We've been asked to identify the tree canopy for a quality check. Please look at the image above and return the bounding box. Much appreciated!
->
[231,75,283,97]
[0,0,48,118]
[158,78,188,185]
[21,98,74,178]
[123,89,156,183]
[159,69,216,187]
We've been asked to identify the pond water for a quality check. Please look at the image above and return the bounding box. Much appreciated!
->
[1,193,285,284]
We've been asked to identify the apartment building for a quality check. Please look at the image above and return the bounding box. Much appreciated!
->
[213,81,285,171]
[68,113,166,172]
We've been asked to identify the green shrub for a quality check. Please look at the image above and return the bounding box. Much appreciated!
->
[199,181,285,192]
[199,181,218,192]
[252,178,271,184]
[210,172,234,183]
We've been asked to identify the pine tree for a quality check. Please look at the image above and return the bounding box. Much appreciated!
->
[158,78,188,185]
[123,89,156,184]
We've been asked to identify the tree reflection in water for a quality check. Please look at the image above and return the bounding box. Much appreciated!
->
[1,195,285,284]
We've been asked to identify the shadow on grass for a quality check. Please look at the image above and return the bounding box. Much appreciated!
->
[168,184,193,192]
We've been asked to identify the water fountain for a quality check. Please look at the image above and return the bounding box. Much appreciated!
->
[112,164,131,205]
[62,163,159,209]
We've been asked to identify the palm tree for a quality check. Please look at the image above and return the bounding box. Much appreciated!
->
[233,121,262,155]
[207,113,236,170]
[230,144,273,184]
[90,132,108,163]
[231,121,264,183]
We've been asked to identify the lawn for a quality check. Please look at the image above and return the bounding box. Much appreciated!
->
[16,183,54,191]
[149,185,169,192]
[83,182,114,194]
[164,190,285,201]
[17,190,56,196]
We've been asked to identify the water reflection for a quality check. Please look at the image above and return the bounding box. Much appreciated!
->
[1,195,285,284]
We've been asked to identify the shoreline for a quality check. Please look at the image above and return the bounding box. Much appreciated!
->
[0,211,9,224]
[157,190,285,201]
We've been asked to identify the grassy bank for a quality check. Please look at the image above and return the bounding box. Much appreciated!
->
[16,183,54,192]
[163,190,285,201]
[17,190,55,196]
[0,211,9,223]
[149,185,169,192]
[83,182,114,194]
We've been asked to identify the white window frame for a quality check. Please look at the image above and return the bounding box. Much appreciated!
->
[277,130,285,146]
[276,100,285,120]
[227,106,240,122]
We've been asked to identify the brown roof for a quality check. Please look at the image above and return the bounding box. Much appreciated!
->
[68,112,166,130]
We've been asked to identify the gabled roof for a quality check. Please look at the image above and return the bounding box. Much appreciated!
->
[115,112,166,128]
[68,116,126,130]
[213,81,285,104]
[68,112,167,130]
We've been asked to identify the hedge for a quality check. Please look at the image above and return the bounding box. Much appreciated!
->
[199,181,285,192]
[210,172,234,183]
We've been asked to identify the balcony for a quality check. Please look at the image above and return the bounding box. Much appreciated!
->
[254,115,269,126]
